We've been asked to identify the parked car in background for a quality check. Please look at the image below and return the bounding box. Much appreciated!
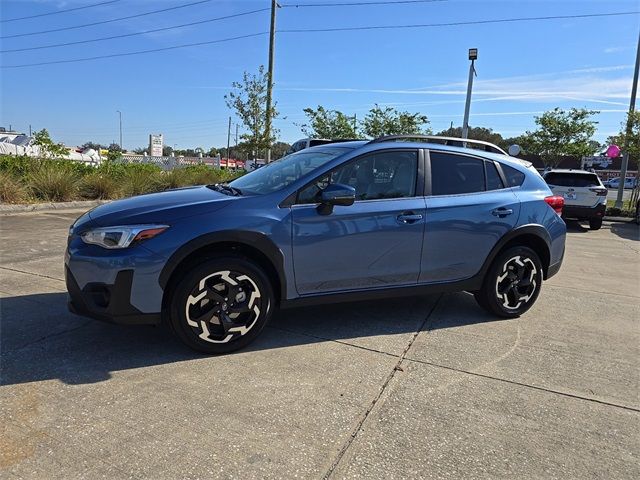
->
[67,135,567,354]
[543,169,607,230]
[605,176,638,189]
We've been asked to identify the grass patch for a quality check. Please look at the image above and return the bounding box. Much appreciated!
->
[0,171,29,203]
[28,161,79,202]
[0,155,246,204]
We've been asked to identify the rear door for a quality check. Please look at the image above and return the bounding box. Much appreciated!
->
[420,151,520,283]
[543,171,601,207]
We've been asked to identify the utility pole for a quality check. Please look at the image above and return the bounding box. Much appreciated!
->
[116,110,123,149]
[265,0,278,163]
[29,124,32,136]
[353,114,357,136]
[462,48,478,141]
[227,116,232,161]
[614,31,639,209]
[235,124,239,148]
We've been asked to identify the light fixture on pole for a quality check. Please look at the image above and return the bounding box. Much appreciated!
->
[462,48,478,141]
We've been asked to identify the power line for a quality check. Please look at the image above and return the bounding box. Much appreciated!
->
[279,11,640,33]
[1,0,121,23]
[0,0,215,39]
[1,8,271,53]
[283,0,445,7]
[2,11,637,69]
[1,33,268,69]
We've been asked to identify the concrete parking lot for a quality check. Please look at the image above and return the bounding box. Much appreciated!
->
[1,209,638,479]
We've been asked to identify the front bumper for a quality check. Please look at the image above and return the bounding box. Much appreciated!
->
[562,203,606,220]
[66,266,161,325]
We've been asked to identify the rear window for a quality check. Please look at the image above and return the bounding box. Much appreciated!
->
[502,164,526,187]
[544,172,600,188]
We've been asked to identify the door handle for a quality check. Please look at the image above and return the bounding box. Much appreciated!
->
[397,213,423,224]
[492,207,514,218]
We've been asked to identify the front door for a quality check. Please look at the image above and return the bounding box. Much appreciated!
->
[292,150,425,295]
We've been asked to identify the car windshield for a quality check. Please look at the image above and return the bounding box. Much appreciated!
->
[544,172,600,188]
[228,147,351,195]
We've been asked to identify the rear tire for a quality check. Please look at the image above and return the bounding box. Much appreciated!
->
[168,256,274,354]
[589,218,603,230]
[474,246,543,318]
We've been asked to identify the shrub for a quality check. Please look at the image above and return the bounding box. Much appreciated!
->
[28,162,79,201]
[181,165,243,185]
[0,155,36,178]
[80,173,120,200]
[157,168,189,190]
[121,168,161,197]
[0,171,29,203]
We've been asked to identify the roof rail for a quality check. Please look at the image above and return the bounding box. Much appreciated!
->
[368,135,508,155]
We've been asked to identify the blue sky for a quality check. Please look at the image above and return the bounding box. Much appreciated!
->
[1,0,638,150]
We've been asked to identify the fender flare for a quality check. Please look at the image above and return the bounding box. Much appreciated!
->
[158,230,287,299]
[476,224,552,281]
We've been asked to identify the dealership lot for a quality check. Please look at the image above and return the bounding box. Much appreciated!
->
[1,210,638,479]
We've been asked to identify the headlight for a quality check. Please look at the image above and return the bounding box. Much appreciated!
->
[80,225,169,249]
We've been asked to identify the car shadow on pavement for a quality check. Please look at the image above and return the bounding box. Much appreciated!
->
[563,219,590,233]
[608,220,639,241]
[0,291,501,387]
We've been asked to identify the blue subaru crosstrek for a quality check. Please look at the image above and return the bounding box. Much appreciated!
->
[66,136,567,353]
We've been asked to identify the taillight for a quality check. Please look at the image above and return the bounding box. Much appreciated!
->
[544,195,564,215]
[589,187,608,196]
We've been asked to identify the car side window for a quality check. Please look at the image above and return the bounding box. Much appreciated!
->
[502,164,526,187]
[486,161,504,190]
[296,150,418,204]
[430,152,486,195]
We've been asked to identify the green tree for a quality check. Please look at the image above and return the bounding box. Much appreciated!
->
[271,141,291,159]
[133,146,147,154]
[525,108,599,167]
[299,106,357,139]
[362,104,430,138]
[33,129,68,159]
[436,126,506,148]
[80,141,105,151]
[107,143,122,162]
[607,110,640,163]
[225,65,278,160]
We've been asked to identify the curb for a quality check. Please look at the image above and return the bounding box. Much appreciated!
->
[0,199,110,214]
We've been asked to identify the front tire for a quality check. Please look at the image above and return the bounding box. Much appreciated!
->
[589,218,603,230]
[168,256,274,354]
[474,246,543,318]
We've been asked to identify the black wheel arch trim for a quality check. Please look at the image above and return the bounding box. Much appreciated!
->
[158,230,287,300]
[477,224,552,280]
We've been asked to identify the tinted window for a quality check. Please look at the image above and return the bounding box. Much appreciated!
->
[229,147,350,195]
[502,164,526,187]
[297,150,417,204]
[486,161,504,190]
[544,172,600,188]
[430,152,485,195]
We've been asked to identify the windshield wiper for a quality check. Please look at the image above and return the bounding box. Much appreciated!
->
[207,183,242,196]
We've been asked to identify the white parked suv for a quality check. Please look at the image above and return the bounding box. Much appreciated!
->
[543,169,607,230]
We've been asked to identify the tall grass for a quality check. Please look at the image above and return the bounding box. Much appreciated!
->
[0,155,246,204]
[0,171,29,203]
[28,162,79,202]
[80,173,120,200]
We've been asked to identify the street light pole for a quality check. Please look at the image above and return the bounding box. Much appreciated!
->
[265,0,278,163]
[462,48,478,141]
[116,110,123,149]
[614,31,639,209]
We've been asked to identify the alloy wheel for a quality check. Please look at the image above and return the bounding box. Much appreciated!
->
[495,255,538,311]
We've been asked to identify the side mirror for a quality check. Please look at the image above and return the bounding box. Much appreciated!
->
[508,144,522,157]
[317,183,356,215]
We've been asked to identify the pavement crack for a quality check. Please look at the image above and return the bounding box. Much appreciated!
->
[322,294,443,480]
[404,357,640,413]
[0,265,65,283]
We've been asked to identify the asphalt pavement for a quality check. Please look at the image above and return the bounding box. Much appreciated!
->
[0,209,638,479]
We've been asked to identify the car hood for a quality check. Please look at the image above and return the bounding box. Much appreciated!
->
[86,186,235,227]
